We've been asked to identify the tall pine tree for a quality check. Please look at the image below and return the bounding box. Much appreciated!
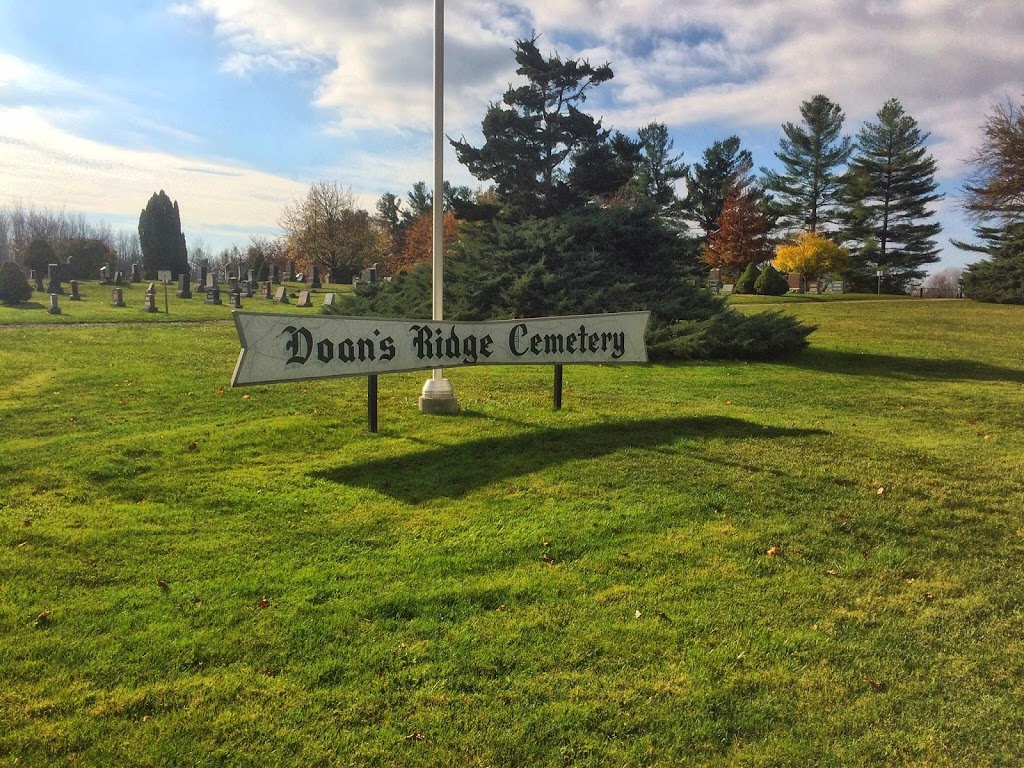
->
[763,94,852,234]
[683,135,754,238]
[138,190,188,280]
[842,98,942,291]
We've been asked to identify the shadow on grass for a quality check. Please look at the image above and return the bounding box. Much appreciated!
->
[313,416,824,503]
[3,301,46,310]
[785,348,1024,384]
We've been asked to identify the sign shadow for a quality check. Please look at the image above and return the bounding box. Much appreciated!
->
[312,416,825,504]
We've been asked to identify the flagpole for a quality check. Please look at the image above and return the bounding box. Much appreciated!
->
[419,0,459,414]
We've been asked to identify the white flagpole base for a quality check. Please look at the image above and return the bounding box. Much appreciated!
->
[418,373,459,414]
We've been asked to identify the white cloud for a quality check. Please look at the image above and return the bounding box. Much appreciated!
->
[0,106,307,237]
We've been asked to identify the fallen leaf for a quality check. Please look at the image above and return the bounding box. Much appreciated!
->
[496,604,506,612]
[863,676,883,689]
[34,610,51,628]
[825,568,840,576]
[18,541,30,548]
[767,545,782,557]
[635,610,643,619]
[241,394,250,400]
[405,731,426,742]
[542,540,551,548]
[257,597,270,609]
[541,552,554,565]
[187,441,198,451]
[215,387,225,395]
[877,487,885,495]
[157,580,170,592]
[119,399,126,406]
[725,400,733,405]
[142,716,151,723]
[925,592,935,601]
[23,519,31,527]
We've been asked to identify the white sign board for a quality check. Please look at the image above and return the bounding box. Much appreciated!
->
[231,311,650,387]
[158,270,172,284]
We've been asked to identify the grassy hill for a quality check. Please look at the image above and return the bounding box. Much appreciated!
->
[1,295,1022,766]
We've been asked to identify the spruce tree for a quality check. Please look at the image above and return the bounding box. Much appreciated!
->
[762,95,853,234]
[842,98,942,291]
[138,190,189,280]
[684,135,754,238]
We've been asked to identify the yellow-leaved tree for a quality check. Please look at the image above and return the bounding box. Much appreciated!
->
[773,231,851,282]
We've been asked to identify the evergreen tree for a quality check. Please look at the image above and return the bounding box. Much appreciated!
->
[763,95,853,234]
[450,36,613,218]
[841,98,942,291]
[684,136,754,237]
[0,260,33,304]
[960,223,1024,303]
[636,122,688,210]
[138,190,189,280]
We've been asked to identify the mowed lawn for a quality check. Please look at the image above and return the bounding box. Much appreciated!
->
[1,297,1022,766]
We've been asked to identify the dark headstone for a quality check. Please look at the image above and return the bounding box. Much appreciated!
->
[177,274,192,299]
[285,260,296,282]
[309,265,321,289]
[268,264,280,285]
[69,280,81,301]
[32,271,44,293]
[229,291,243,309]
[47,263,63,295]
[196,266,208,293]
[131,263,142,283]
[114,271,125,285]
[99,265,109,284]
[111,287,126,307]
[206,287,222,305]
[787,272,804,293]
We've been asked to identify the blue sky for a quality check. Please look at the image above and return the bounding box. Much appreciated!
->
[2,0,1023,271]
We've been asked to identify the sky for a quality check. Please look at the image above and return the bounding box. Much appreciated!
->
[1,0,1022,272]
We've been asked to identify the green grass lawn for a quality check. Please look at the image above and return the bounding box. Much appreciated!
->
[1,299,1022,766]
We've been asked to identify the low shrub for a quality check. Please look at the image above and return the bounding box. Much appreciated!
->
[0,261,33,305]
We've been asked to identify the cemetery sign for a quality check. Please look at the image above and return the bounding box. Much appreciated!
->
[231,311,650,387]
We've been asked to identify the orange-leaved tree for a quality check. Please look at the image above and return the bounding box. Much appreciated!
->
[773,231,851,282]
[394,211,461,275]
[702,181,773,277]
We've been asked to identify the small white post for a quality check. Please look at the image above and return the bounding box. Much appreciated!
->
[419,0,459,414]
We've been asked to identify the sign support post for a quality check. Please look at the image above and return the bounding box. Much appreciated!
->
[419,0,459,414]
[368,375,378,433]
[553,364,563,411]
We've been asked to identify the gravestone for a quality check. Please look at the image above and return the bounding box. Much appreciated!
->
[229,291,243,309]
[242,278,253,298]
[808,281,820,295]
[229,276,239,294]
[196,265,208,293]
[708,267,722,293]
[322,292,336,307]
[32,271,44,293]
[309,265,321,289]
[177,274,192,299]
[260,281,272,300]
[296,290,313,307]
[284,260,296,282]
[47,294,61,315]
[69,280,81,301]
[268,264,280,285]
[206,273,217,291]
[722,283,734,294]
[273,286,288,304]
[111,287,126,307]
[144,283,159,313]
[206,286,222,305]
[131,263,142,283]
[787,272,804,293]
[114,270,125,285]
[47,263,63,295]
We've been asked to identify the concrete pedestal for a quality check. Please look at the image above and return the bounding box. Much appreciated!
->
[418,375,459,414]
